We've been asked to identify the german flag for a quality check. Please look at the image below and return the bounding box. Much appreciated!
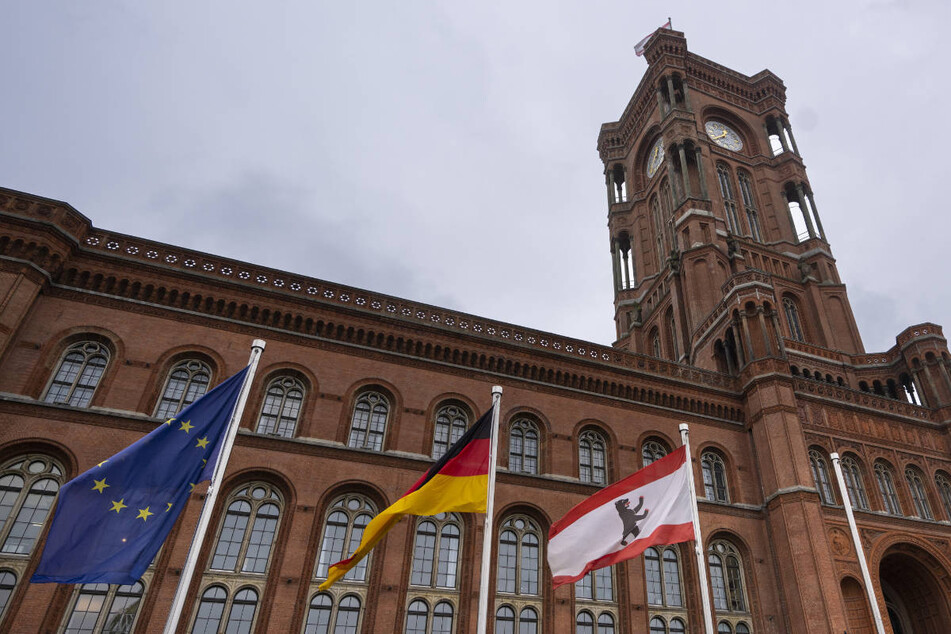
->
[319,408,494,590]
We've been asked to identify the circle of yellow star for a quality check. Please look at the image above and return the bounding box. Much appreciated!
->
[97,459,109,468]
[195,436,209,449]
[91,478,110,494]
[110,499,127,513]
[188,482,197,492]
[165,418,175,426]
[166,502,173,512]
[137,506,154,522]
[179,420,194,433]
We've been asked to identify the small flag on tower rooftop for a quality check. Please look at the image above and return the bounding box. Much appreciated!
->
[634,19,673,57]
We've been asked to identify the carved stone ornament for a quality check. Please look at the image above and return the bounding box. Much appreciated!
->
[829,527,852,557]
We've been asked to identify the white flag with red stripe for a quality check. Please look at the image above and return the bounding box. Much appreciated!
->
[548,445,694,588]
[634,19,672,56]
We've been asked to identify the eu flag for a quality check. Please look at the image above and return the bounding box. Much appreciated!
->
[31,366,250,584]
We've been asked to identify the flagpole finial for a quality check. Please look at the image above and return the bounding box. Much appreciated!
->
[492,385,503,396]
[830,452,840,460]
[252,339,267,351]
[678,423,689,433]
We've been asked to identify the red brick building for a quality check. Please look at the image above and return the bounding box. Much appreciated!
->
[1,29,949,634]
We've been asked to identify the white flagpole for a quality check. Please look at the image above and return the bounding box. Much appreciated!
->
[679,424,715,634]
[163,339,266,634]
[476,386,503,634]
[830,453,887,634]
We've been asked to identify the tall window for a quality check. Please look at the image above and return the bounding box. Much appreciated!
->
[347,391,389,452]
[651,196,665,268]
[509,419,539,475]
[645,546,684,607]
[579,430,607,485]
[497,516,541,596]
[209,484,282,574]
[495,605,538,634]
[0,570,15,622]
[905,467,933,520]
[256,376,305,438]
[315,495,376,584]
[62,581,145,633]
[44,341,109,408]
[701,452,729,502]
[303,593,362,634]
[642,440,668,467]
[936,472,951,521]
[651,329,662,358]
[809,449,836,505]
[708,541,748,615]
[737,171,761,241]
[154,359,211,420]
[840,455,869,510]
[432,404,469,459]
[410,513,461,589]
[575,568,614,602]
[874,462,902,515]
[716,164,741,234]
[667,313,679,361]
[191,585,258,634]
[782,298,804,342]
[405,599,454,634]
[0,455,63,555]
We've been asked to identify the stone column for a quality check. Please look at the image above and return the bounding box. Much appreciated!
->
[778,121,790,152]
[678,143,692,199]
[771,311,787,356]
[611,241,621,291]
[666,75,677,110]
[681,78,692,110]
[911,368,930,408]
[666,150,682,202]
[779,190,798,241]
[757,307,774,356]
[656,87,667,116]
[805,190,827,241]
[605,172,615,206]
[795,183,817,239]
[693,145,708,199]
[621,246,632,289]
[740,311,756,361]
[785,118,801,155]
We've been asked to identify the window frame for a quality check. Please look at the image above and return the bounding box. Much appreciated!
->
[43,341,110,408]
[60,580,146,634]
[809,449,836,505]
[578,430,608,485]
[508,419,540,475]
[255,375,306,438]
[153,359,213,420]
[701,451,729,503]
[208,483,283,575]
[347,391,390,452]
[432,404,470,460]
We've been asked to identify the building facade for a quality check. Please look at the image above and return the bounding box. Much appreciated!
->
[0,29,950,634]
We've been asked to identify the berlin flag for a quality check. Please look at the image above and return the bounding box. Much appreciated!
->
[548,445,694,587]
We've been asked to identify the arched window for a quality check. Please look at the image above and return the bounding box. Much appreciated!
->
[509,419,539,475]
[809,449,836,505]
[496,516,541,596]
[0,455,63,554]
[315,495,376,583]
[44,341,110,408]
[651,196,665,269]
[642,440,668,467]
[577,610,594,634]
[718,622,733,634]
[904,467,933,520]
[579,430,607,485]
[936,472,951,521]
[432,404,469,459]
[650,328,662,358]
[209,483,282,574]
[0,570,15,621]
[708,541,748,614]
[410,513,461,588]
[256,376,305,438]
[737,171,761,241]
[431,601,454,634]
[575,567,614,602]
[406,599,429,634]
[192,586,257,634]
[701,451,729,502]
[736,624,751,634]
[155,359,212,420]
[874,462,902,515]
[840,455,869,510]
[645,546,684,607]
[782,298,804,342]
[598,613,617,634]
[347,391,389,452]
[716,164,741,234]
[61,581,144,633]
[667,312,679,361]
[303,593,363,634]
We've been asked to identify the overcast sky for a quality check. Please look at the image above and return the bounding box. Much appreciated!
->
[3,1,948,354]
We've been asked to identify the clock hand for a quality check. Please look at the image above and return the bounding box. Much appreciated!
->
[714,130,728,140]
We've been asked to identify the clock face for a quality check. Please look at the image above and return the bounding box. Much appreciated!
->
[646,137,665,178]
[705,121,743,152]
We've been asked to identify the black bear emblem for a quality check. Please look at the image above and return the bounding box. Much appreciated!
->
[615,496,649,545]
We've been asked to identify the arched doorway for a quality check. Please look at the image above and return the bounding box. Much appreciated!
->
[878,543,951,633]
[841,576,874,633]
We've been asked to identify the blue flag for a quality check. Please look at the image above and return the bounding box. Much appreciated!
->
[31,366,250,584]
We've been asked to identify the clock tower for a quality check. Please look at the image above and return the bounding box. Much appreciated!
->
[599,28,864,373]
